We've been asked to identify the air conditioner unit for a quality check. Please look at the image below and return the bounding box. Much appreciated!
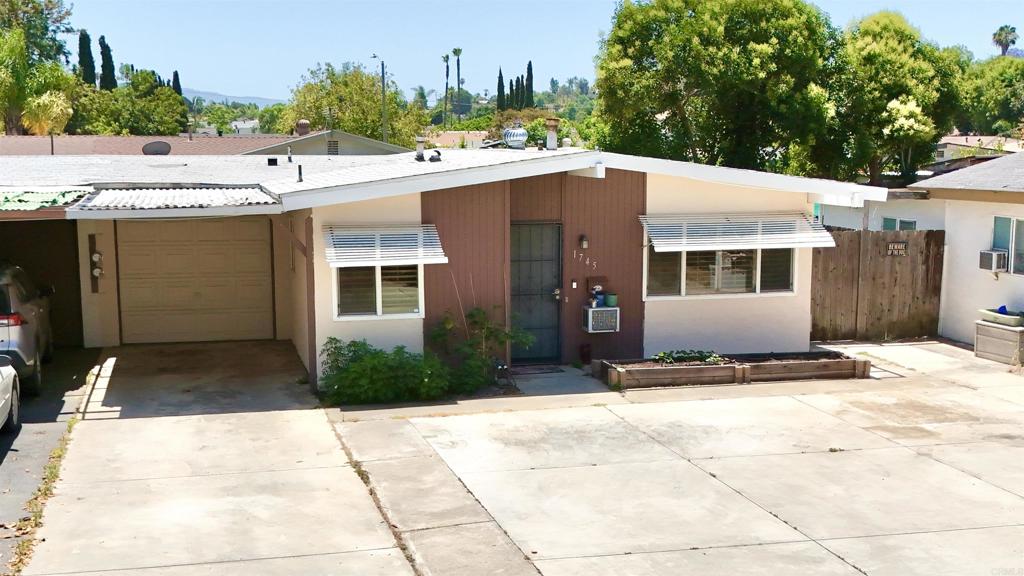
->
[582,306,620,333]
[980,250,1009,272]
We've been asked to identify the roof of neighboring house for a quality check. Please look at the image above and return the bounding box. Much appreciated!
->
[0,134,301,156]
[0,148,887,219]
[910,151,1024,194]
[241,129,409,155]
[938,135,1024,153]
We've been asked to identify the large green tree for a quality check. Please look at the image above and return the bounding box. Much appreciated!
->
[97,34,115,90]
[594,0,844,172]
[278,62,426,147]
[0,26,76,134]
[844,12,965,182]
[993,25,1018,57]
[962,55,1024,134]
[69,67,187,135]
[76,29,95,86]
[0,0,73,63]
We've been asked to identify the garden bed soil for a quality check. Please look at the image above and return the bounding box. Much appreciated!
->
[597,351,870,390]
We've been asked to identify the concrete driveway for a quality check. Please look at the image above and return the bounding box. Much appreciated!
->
[22,341,412,576]
[337,345,1024,575]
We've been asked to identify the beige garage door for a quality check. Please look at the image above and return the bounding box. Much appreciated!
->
[117,217,274,344]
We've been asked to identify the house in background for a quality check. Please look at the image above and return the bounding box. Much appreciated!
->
[0,128,405,157]
[820,188,946,232]
[934,135,1023,162]
[909,152,1024,346]
[0,144,884,383]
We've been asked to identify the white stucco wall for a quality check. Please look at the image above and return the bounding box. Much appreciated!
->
[821,199,946,231]
[311,193,423,376]
[77,220,120,347]
[820,205,866,230]
[939,199,1024,344]
[643,174,815,355]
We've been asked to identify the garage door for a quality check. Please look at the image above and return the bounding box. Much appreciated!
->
[117,217,274,344]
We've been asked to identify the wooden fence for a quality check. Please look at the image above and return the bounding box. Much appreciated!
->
[811,230,945,341]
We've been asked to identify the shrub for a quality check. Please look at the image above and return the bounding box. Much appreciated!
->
[430,307,534,394]
[653,349,729,365]
[320,338,450,405]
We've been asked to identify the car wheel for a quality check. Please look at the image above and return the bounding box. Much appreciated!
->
[1,380,20,433]
[22,351,41,397]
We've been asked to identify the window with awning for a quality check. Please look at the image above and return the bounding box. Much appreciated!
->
[639,212,835,252]
[323,224,448,267]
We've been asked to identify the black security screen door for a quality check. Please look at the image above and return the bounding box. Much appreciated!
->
[510,223,562,362]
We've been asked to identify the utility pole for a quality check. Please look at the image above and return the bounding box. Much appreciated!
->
[373,54,387,144]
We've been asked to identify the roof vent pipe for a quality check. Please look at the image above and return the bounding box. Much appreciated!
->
[297,164,303,183]
[545,117,561,150]
[287,145,293,163]
[415,136,425,162]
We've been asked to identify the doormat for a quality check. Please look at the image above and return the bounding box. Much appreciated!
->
[511,365,564,376]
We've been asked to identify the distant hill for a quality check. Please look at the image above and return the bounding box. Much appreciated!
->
[181,88,285,107]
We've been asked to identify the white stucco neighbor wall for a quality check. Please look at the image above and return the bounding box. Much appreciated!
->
[820,199,946,231]
[643,174,814,355]
[939,199,1024,344]
[311,193,423,376]
[820,205,865,229]
[77,220,120,347]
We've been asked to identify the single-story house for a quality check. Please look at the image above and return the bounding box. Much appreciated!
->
[909,151,1024,345]
[935,135,1022,162]
[0,144,885,384]
[0,129,405,157]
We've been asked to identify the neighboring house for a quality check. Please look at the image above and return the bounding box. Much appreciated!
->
[934,135,1022,162]
[820,189,946,231]
[0,147,884,384]
[426,131,489,149]
[0,129,404,156]
[909,152,1024,345]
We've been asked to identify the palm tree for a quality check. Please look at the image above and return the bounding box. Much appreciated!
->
[993,25,1018,56]
[22,91,73,153]
[452,47,462,120]
[441,54,450,128]
[411,85,434,110]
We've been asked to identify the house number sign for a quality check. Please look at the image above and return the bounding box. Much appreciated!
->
[887,241,907,256]
[572,249,599,270]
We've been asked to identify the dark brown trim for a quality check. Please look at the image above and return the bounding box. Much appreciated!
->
[0,208,66,220]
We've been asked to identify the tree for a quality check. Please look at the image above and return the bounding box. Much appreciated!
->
[278,62,427,147]
[550,77,559,95]
[77,29,95,86]
[452,47,463,118]
[881,96,935,179]
[21,88,71,135]
[497,68,505,110]
[962,56,1024,134]
[171,70,182,96]
[204,103,237,135]
[69,68,188,135]
[845,12,964,183]
[0,26,75,134]
[98,35,116,90]
[594,0,845,171]
[256,102,286,134]
[441,54,449,128]
[514,76,522,110]
[411,85,432,110]
[508,78,514,110]
[0,0,73,64]
[525,60,534,107]
[993,25,1018,57]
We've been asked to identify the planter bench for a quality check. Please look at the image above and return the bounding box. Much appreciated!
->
[596,354,870,390]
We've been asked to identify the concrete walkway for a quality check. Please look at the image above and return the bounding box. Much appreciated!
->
[23,342,413,576]
[335,341,1024,575]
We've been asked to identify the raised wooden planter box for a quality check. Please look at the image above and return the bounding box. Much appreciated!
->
[595,354,870,390]
[975,320,1024,365]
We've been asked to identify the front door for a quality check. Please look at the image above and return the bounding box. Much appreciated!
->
[511,223,561,362]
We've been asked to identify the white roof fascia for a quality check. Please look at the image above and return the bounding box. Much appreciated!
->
[67,203,282,220]
[279,151,602,211]
[600,152,887,207]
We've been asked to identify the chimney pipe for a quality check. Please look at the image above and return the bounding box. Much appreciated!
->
[287,145,293,163]
[415,136,425,161]
[297,164,303,183]
[545,118,561,150]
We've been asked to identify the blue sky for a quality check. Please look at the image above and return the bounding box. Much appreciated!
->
[69,0,1019,102]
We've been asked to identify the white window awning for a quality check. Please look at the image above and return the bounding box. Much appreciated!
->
[640,212,835,252]
[323,224,448,268]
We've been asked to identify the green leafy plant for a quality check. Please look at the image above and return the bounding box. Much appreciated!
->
[319,338,450,405]
[430,306,534,394]
[653,349,729,365]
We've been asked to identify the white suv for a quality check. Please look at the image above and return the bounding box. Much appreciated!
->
[0,264,53,396]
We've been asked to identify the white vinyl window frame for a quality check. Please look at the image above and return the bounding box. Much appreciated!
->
[332,263,425,322]
[642,242,798,301]
[992,215,1024,276]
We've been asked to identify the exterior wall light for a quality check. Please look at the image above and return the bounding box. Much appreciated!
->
[579,235,589,250]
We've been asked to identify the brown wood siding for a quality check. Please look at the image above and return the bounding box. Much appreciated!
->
[561,169,646,362]
[422,181,511,345]
[510,173,563,221]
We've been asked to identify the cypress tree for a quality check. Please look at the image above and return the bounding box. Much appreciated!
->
[525,61,534,108]
[497,68,505,111]
[516,76,524,109]
[172,70,182,96]
[509,79,515,110]
[78,30,96,87]
[98,36,117,90]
